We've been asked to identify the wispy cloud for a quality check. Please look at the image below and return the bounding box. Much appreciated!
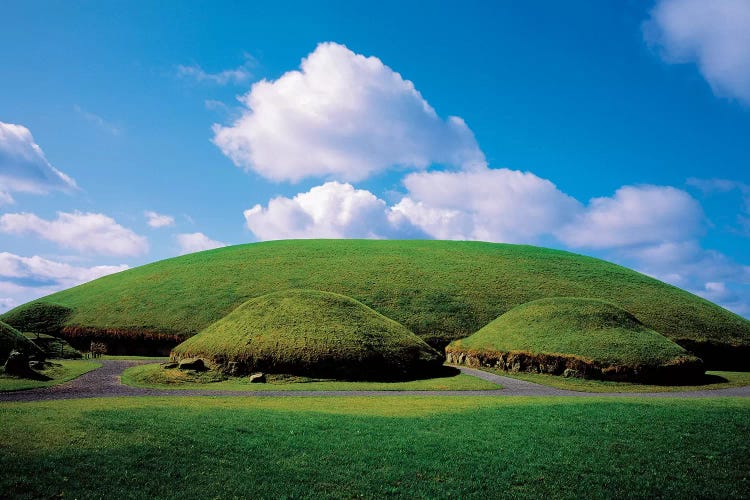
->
[176,232,227,255]
[644,0,750,105]
[74,105,122,135]
[177,54,256,85]
[0,121,78,203]
[144,210,175,228]
[687,177,750,233]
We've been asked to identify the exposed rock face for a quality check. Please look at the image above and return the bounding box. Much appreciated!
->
[177,358,206,371]
[3,350,50,380]
[227,362,243,377]
[29,361,47,370]
[445,349,704,384]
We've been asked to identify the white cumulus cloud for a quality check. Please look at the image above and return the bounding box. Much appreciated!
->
[644,0,750,104]
[558,185,704,249]
[393,167,582,243]
[213,42,485,182]
[243,172,705,249]
[244,181,421,240]
[176,232,227,255]
[144,210,175,228]
[0,211,148,257]
[0,121,78,202]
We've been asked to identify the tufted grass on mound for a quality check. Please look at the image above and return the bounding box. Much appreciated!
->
[171,289,443,380]
[2,240,749,368]
[448,298,704,383]
[0,320,44,363]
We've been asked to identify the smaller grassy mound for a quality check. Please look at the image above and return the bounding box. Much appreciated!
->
[1,302,72,336]
[0,321,44,363]
[171,289,443,380]
[447,298,703,383]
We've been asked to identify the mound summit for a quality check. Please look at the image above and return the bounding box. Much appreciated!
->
[171,289,443,379]
[2,240,749,370]
[447,298,704,383]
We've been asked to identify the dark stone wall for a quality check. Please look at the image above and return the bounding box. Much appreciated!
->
[446,348,706,385]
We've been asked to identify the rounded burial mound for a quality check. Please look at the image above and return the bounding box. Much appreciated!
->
[447,298,704,383]
[0,320,44,363]
[170,289,444,380]
[3,240,749,369]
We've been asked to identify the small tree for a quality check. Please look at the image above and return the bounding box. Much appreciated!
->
[90,342,108,358]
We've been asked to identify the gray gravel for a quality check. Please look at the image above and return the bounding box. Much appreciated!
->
[0,360,748,403]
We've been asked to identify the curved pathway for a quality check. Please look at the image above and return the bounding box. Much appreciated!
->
[1,360,749,402]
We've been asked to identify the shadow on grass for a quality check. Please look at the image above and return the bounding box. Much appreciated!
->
[693,373,729,386]
[408,364,462,381]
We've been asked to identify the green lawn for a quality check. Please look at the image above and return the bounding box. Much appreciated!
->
[0,396,748,498]
[0,359,101,392]
[481,367,750,392]
[121,363,501,391]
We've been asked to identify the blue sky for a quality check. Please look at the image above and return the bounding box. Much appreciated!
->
[1,0,749,316]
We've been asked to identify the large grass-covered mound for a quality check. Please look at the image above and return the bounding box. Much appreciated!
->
[171,289,443,379]
[0,320,44,363]
[447,298,704,382]
[2,240,749,368]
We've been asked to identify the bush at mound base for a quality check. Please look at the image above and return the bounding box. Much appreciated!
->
[171,289,444,380]
[447,297,704,383]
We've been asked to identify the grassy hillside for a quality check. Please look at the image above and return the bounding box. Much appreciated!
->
[172,289,443,379]
[447,298,703,382]
[2,240,749,367]
[0,321,44,363]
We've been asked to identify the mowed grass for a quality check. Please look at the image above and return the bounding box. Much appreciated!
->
[121,363,501,391]
[5,240,749,353]
[0,359,101,391]
[101,355,169,361]
[451,298,692,366]
[1,396,748,498]
[481,368,750,393]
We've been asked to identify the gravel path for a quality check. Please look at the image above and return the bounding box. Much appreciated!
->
[0,360,748,402]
